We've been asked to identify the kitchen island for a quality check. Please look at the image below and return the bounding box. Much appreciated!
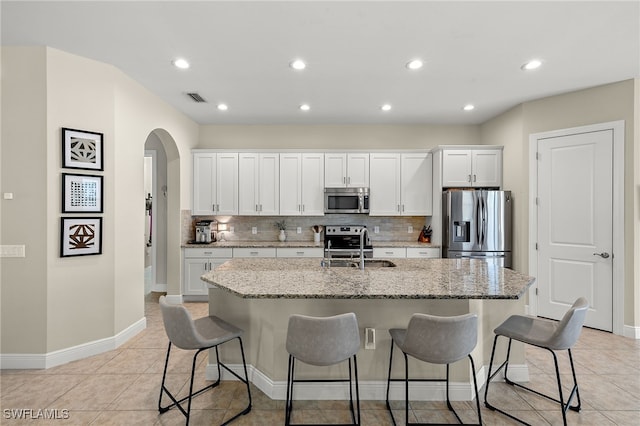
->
[202,258,535,401]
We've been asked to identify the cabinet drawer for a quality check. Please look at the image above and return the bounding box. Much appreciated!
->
[277,248,324,258]
[233,248,277,258]
[184,248,233,258]
[406,247,440,259]
[373,247,406,258]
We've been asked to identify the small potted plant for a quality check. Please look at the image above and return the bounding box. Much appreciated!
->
[275,220,287,242]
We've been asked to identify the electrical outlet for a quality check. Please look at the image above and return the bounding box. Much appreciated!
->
[296,227,302,234]
[408,225,413,233]
[229,226,234,233]
[374,226,380,234]
[251,227,257,235]
[365,328,376,350]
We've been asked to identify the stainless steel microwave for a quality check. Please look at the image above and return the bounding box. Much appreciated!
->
[324,187,370,214]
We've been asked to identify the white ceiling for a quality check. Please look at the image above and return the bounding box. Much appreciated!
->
[2,1,639,125]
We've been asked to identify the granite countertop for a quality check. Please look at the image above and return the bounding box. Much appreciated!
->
[202,258,535,300]
[183,240,438,249]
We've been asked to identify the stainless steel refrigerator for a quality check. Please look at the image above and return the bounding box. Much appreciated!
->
[442,190,512,268]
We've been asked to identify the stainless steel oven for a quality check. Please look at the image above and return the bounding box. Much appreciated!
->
[324,225,372,258]
[324,187,369,214]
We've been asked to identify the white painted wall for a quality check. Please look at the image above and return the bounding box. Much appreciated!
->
[1,46,199,359]
[480,79,638,328]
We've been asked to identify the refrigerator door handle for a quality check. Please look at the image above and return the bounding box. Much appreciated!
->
[475,196,482,245]
[481,195,486,247]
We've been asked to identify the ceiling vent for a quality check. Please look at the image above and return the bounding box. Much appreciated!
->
[186,92,207,103]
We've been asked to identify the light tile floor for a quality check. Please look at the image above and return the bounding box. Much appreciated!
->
[1,293,639,425]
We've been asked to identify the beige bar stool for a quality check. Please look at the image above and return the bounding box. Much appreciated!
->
[285,312,361,425]
[157,296,251,425]
[484,297,589,425]
[385,313,482,425]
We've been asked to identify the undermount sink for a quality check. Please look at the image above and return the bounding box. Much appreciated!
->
[325,259,397,268]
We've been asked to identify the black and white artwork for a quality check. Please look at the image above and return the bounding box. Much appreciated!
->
[62,127,104,171]
[62,173,103,213]
[60,217,103,257]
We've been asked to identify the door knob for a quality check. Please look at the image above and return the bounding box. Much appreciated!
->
[593,252,610,259]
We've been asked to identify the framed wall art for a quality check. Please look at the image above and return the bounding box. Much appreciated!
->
[60,217,103,257]
[62,127,104,171]
[62,173,103,213]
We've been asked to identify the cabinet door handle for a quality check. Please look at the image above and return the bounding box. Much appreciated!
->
[468,174,472,182]
[385,251,394,255]
[473,174,477,182]
[402,204,405,212]
[296,251,304,256]
[250,251,259,256]
[348,176,351,184]
[343,177,346,184]
[302,204,305,212]
[209,262,212,270]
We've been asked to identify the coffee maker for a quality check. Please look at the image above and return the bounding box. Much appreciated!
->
[195,220,216,243]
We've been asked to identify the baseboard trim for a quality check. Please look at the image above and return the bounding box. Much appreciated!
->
[151,283,167,292]
[205,363,510,401]
[0,317,146,370]
[623,324,640,339]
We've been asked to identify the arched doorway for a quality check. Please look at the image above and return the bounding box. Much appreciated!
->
[143,129,181,299]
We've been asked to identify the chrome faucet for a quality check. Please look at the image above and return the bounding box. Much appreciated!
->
[323,240,331,268]
[359,227,369,270]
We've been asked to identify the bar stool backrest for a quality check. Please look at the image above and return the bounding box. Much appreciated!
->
[286,312,360,366]
[402,313,477,364]
[547,297,589,350]
[159,296,203,350]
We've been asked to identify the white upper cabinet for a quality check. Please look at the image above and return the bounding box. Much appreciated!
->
[280,153,324,216]
[441,148,502,188]
[401,152,433,215]
[369,153,401,215]
[192,152,238,215]
[238,153,279,215]
[369,152,432,216]
[324,153,369,188]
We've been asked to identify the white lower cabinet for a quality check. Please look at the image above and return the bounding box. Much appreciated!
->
[232,248,277,258]
[372,247,406,258]
[406,247,440,258]
[183,248,233,296]
[276,247,324,258]
[373,246,440,259]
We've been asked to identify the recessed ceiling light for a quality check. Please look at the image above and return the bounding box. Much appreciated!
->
[217,103,228,111]
[172,58,190,69]
[463,104,475,111]
[290,59,306,70]
[381,104,392,112]
[299,104,310,111]
[406,59,424,70]
[521,59,542,70]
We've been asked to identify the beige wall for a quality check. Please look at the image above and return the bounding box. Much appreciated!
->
[481,79,638,327]
[1,47,199,356]
[198,124,480,150]
[1,47,48,353]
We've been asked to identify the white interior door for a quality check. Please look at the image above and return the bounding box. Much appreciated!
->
[537,130,613,331]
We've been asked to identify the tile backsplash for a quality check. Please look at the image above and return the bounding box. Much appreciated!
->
[182,210,431,244]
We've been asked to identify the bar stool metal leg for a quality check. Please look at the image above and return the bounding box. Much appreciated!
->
[484,297,588,426]
[386,314,482,425]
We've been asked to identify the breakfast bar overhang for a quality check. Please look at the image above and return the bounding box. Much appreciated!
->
[202,258,536,401]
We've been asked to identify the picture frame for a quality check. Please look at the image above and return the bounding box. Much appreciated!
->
[62,127,104,171]
[60,217,103,257]
[62,173,103,213]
